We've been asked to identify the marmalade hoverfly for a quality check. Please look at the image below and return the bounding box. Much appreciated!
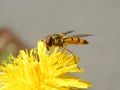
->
[43,30,93,51]
[43,30,93,68]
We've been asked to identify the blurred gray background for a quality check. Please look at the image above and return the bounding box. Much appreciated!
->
[0,0,120,90]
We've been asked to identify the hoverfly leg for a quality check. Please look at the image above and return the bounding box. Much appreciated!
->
[46,47,51,54]
[59,46,64,53]
[46,47,49,51]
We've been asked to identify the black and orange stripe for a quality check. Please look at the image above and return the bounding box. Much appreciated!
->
[63,37,88,44]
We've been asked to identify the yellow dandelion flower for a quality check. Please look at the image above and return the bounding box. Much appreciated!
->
[0,41,91,90]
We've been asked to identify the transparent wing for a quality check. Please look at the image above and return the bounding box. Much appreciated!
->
[67,34,94,38]
[60,30,74,37]
[62,30,74,35]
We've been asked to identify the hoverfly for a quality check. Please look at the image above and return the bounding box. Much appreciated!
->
[43,30,93,51]
[43,31,93,68]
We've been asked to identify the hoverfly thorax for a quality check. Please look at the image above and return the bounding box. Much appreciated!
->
[51,34,63,46]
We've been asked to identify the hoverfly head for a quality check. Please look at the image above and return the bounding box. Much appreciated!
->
[44,35,52,47]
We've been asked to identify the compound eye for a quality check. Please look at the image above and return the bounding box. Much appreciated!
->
[46,35,52,44]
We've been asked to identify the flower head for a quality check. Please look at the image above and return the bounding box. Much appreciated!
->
[0,41,91,90]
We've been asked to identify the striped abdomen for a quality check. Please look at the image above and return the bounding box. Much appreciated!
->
[63,37,88,44]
